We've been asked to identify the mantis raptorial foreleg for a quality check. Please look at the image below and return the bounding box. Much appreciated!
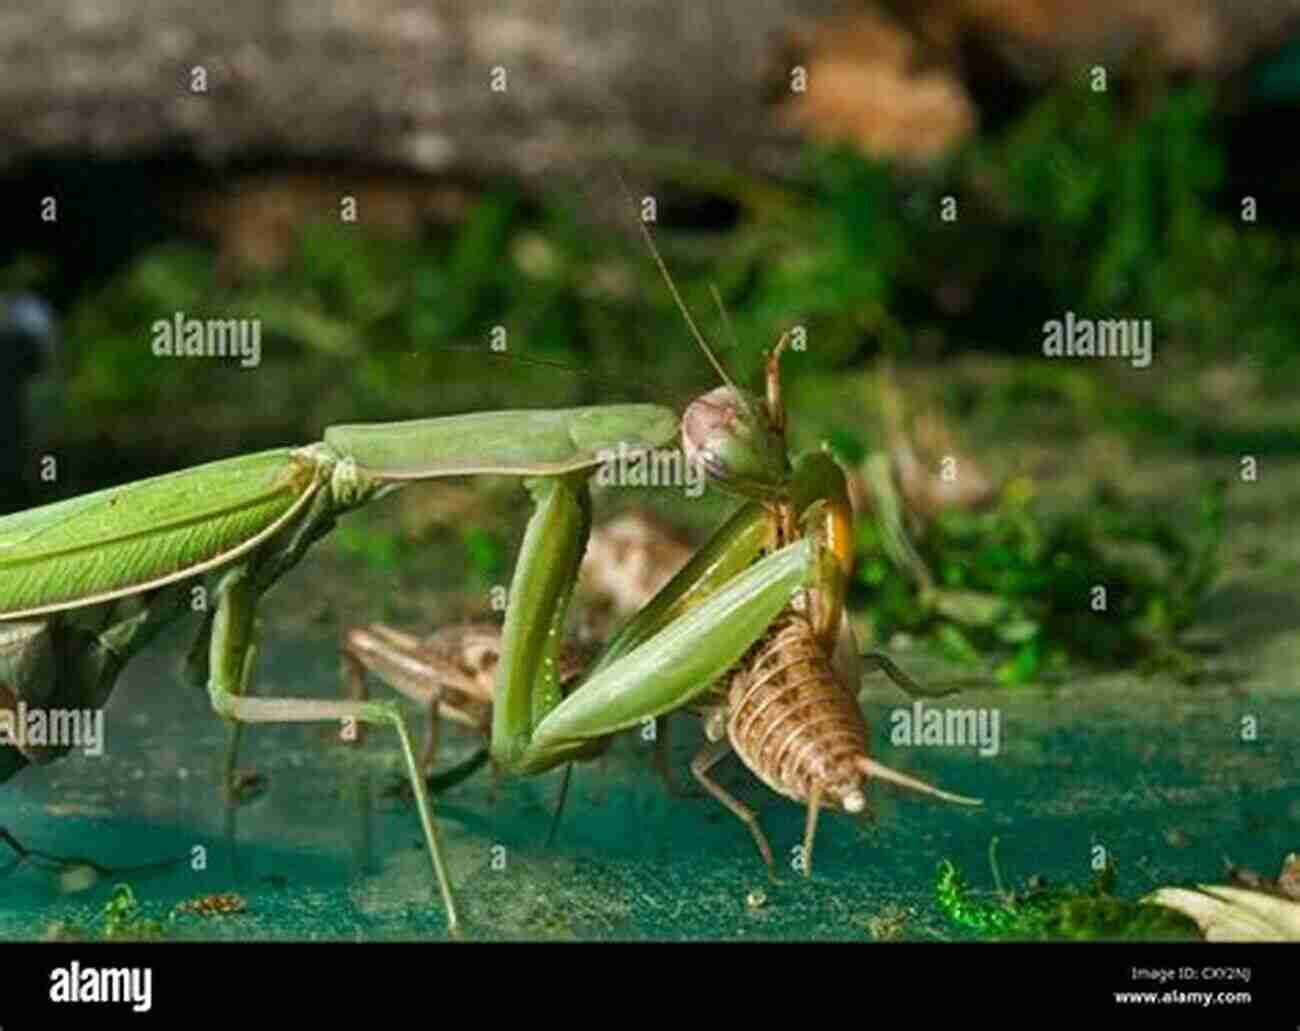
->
[335,498,780,837]
[489,470,823,776]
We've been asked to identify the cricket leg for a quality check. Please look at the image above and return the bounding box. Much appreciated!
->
[544,763,574,847]
[343,624,492,790]
[860,650,965,699]
[650,714,693,798]
[801,786,822,879]
[691,740,776,877]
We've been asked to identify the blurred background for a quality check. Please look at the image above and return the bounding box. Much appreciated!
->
[2,0,1299,940]
[3,0,1296,678]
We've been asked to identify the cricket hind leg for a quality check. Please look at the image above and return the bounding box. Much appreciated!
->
[341,623,493,791]
[649,714,695,799]
[544,763,574,847]
[691,740,776,879]
[801,786,822,879]
[859,650,966,699]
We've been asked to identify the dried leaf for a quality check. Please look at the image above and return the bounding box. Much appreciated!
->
[1144,886,1300,941]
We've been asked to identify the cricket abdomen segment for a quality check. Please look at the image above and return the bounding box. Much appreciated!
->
[726,612,869,814]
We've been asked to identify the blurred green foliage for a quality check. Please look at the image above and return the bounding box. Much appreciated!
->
[854,475,1226,682]
[1,76,1285,462]
[6,78,1292,442]
[1,76,1282,675]
[903,84,1300,375]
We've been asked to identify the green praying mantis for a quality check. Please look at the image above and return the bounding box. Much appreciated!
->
[0,212,980,940]
[0,405,680,935]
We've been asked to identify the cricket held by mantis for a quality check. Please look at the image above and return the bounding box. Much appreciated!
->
[0,210,980,939]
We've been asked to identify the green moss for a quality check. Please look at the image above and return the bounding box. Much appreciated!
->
[100,884,167,941]
[936,854,1201,941]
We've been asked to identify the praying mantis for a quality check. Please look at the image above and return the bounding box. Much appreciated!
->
[0,405,677,937]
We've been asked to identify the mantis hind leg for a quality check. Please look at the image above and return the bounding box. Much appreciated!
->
[222,633,267,806]
[206,564,462,937]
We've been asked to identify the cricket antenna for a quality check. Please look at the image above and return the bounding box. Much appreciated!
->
[611,167,759,425]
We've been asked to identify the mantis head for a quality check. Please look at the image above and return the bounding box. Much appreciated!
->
[626,191,794,502]
[680,323,801,502]
[681,384,790,501]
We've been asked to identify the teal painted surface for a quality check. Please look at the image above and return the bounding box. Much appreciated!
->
[3,587,1297,940]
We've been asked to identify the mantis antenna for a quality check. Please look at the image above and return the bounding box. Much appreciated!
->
[611,168,761,428]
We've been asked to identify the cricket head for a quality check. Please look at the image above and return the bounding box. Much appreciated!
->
[681,384,790,500]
